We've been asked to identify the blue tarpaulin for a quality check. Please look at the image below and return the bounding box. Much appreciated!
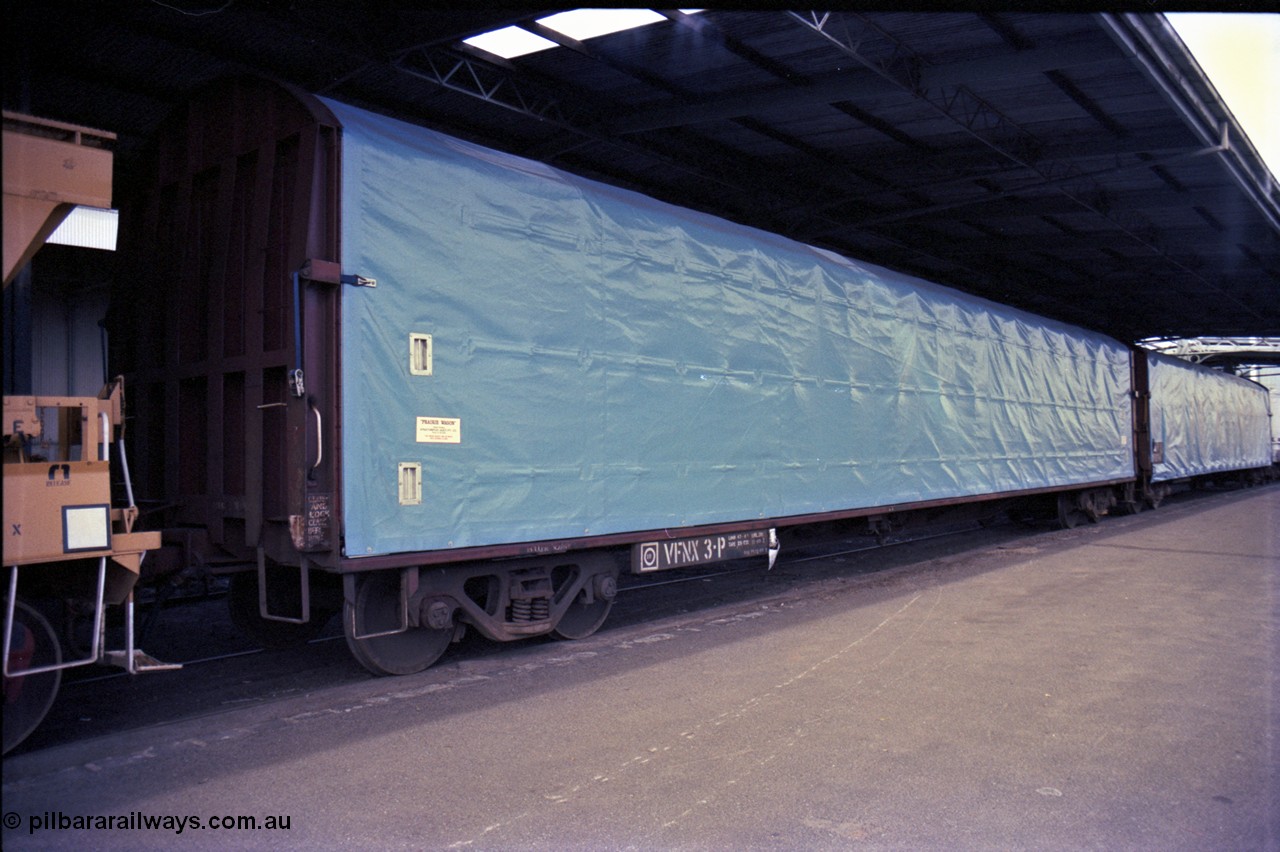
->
[324,98,1135,558]
[1147,351,1273,482]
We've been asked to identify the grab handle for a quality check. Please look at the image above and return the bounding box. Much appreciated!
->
[310,404,323,471]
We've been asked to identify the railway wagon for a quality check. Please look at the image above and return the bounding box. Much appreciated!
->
[109,78,1143,675]
[1138,349,1273,504]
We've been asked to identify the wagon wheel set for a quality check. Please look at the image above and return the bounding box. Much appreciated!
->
[342,561,619,676]
[226,555,621,676]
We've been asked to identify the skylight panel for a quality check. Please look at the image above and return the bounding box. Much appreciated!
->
[463,26,557,60]
[47,206,118,251]
[536,9,666,41]
[463,10,703,61]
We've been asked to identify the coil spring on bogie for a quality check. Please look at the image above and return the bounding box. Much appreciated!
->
[509,597,551,623]
[510,599,531,621]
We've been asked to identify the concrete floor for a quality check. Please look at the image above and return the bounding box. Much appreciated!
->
[3,484,1277,850]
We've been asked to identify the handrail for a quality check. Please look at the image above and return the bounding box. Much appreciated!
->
[3,559,105,678]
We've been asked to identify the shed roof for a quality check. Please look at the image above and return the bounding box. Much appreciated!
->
[6,5,1278,345]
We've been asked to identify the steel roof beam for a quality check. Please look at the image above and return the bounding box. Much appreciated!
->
[390,42,890,256]
[797,142,1226,232]
[395,46,579,126]
[787,9,1267,330]
[604,37,1121,135]
[1099,13,1280,235]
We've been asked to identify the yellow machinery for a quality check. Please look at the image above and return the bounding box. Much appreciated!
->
[3,112,176,753]
[3,110,114,286]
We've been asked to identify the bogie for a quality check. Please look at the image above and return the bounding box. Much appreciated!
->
[341,553,621,676]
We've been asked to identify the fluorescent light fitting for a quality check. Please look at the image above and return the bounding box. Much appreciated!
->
[463,26,557,59]
[536,9,666,41]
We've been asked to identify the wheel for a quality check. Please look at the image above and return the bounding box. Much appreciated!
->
[1117,499,1144,516]
[1116,485,1144,516]
[344,574,452,676]
[4,600,62,754]
[228,571,329,650]
[1056,493,1086,529]
[551,574,615,641]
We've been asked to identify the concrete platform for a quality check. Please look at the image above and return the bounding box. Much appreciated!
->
[3,484,1277,850]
